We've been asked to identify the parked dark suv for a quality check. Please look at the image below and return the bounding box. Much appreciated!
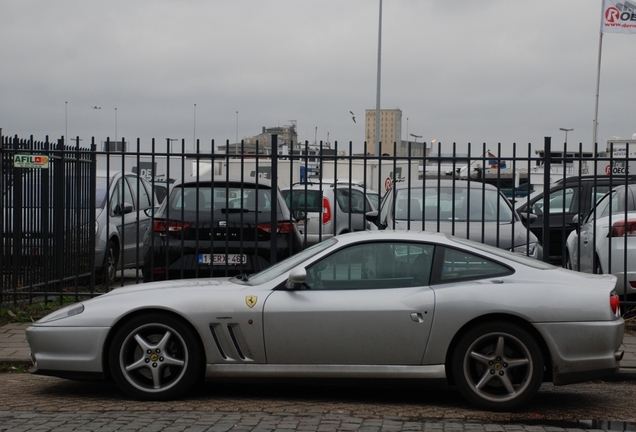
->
[515,175,636,264]
[142,176,304,281]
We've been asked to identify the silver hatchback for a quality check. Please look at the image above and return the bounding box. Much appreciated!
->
[368,179,542,259]
[95,171,156,283]
[282,181,378,245]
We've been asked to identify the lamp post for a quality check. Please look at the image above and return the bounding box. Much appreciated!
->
[559,127,573,145]
[374,0,383,157]
[167,138,178,153]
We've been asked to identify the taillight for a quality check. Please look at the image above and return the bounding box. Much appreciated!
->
[322,197,332,224]
[258,222,295,234]
[610,293,621,317]
[610,219,636,237]
[153,220,190,232]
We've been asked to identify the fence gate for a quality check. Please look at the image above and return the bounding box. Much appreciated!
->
[1,135,96,305]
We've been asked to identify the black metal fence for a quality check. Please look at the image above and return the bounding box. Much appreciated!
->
[1,135,96,305]
[2,134,636,308]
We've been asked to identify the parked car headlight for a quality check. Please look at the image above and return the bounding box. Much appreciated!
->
[37,303,85,323]
[511,242,539,258]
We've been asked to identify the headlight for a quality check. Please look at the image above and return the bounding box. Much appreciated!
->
[511,242,538,257]
[37,303,85,323]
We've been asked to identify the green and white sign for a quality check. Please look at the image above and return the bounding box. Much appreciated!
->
[13,154,50,169]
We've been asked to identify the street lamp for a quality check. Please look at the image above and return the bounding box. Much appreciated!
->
[410,133,422,143]
[374,0,383,157]
[559,127,573,145]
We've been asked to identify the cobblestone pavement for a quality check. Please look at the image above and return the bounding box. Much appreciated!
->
[1,373,635,431]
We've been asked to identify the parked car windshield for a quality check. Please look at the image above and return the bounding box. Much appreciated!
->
[169,184,272,213]
[395,186,514,222]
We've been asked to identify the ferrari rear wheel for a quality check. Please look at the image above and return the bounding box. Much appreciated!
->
[109,313,203,400]
[451,321,544,411]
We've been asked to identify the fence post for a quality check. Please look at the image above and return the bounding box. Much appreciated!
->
[542,137,552,263]
[270,134,278,265]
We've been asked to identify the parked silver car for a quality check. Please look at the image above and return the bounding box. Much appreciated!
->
[368,179,542,259]
[26,230,623,410]
[281,181,378,245]
[95,171,156,283]
[566,184,636,295]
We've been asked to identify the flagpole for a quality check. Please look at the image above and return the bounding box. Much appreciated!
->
[593,30,603,148]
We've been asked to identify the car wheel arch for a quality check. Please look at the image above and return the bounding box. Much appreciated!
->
[102,308,206,383]
[443,313,552,386]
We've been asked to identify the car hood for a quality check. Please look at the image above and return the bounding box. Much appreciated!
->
[392,220,538,249]
[104,277,234,296]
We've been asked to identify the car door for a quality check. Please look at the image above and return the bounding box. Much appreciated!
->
[577,191,616,272]
[126,175,154,266]
[520,184,582,263]
[262,241,435,365]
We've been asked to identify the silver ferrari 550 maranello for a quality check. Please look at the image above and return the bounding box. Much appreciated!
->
[26,230,625,411]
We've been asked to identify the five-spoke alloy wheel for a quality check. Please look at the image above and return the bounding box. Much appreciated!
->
[109,313,203,400]
[452,321,544,411]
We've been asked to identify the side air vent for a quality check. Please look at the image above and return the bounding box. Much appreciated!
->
[227,325,246,360]
[208,325,228,360]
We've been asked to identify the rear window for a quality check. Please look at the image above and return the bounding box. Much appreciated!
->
[282,189,322,212]
[169,184,272,213]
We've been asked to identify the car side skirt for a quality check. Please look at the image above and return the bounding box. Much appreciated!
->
[205,364,446,379]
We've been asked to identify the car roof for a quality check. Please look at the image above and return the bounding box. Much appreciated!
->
[286,182,366,191]
[394,179,496,190]
[553,175,636,185]
[174,175,271,188]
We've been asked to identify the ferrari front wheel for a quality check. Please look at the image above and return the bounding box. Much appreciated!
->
[451,321,544,411]
[109,313,203,400]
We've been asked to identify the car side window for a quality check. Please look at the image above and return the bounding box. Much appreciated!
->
[128,177,153,210]
[532,187,578,215]
[110,179,126,215]
[434,246,513,283]
[304,242,434,290]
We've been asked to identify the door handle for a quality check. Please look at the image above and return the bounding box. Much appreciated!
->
[410,312,424,323]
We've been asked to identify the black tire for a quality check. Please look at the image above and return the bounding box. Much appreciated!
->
[451,321,544,411]
[108,313,203,400]
[100,240,119,285]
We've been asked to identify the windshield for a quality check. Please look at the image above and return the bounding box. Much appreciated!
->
[170,184,272,213]
[246,238,337,285]
[395,186,514,222]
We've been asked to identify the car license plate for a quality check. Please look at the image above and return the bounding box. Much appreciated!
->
[199,254,247,265]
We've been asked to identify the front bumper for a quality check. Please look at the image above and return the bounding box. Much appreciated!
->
[26,325,110,377]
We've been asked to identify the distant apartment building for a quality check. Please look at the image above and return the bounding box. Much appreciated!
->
[365,109,402,156]
[219,123,298,154]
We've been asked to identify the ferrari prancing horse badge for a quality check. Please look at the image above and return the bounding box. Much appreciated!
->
[245,296,257,308]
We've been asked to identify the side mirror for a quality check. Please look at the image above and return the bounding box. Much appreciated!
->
[518,211,537,224]
[570,214,582,233]
[285,267,306,290]
[366,210,380,228]
[114,203,134,216]
[292,209,307,221]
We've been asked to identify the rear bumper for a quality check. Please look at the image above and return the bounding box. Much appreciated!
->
[534,320,625,385]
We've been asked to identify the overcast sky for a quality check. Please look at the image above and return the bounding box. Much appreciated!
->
[2,1,635,155]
